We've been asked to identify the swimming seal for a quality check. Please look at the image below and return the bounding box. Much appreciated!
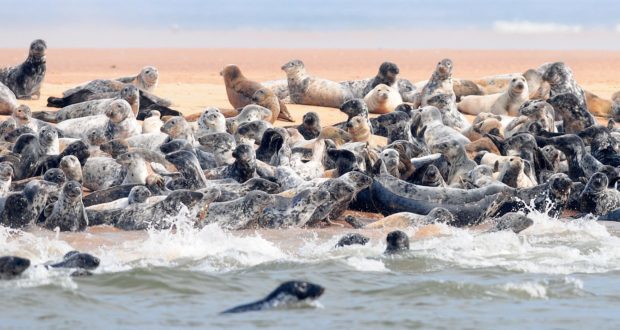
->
[384,230,410,254]
[335,233,370,247]
[49,251,100,270]
[0,256,30,279]
[221,281,325,314]
[0,39,47,100]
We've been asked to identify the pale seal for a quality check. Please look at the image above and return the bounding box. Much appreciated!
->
[458,75,529,116]
[364,84,402,114]
[282,59,353,108]
[59,155,83,184]
[196,107,227,137]
[365,207,454,229]
[0,39,47,100]
[0,82,17,115]
[56,99,141,139]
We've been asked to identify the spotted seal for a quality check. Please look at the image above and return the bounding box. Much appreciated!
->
[165,150,208,190]
[56,99,141,139]
[0,163,13,197]
[13,125,60,179]
[579,172,620,216]
[200,191,275,230]
[420,58,455,106]
[220,281,325,314]
[282,59,353,108]
[196,107,227,137]
[59,155,82,184]
[234,120,272,146]
[0,39,47,100]
[57,66,158,101]
[542,62,588,110]
[458,75,528,116]
[48,251,100,270]
[226,104,272,134]
[546,93,595,134]
[203,144,258,183]
[198,132,236,166]
[340,61,417,102]
[0,180,53,229]
[365,207,454,229]
[42,181,88,232]
[335,233,370,247]
[297,112,321,140]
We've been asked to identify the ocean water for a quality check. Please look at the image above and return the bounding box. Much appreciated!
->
[1,0,620,48]
[2,210,620,329]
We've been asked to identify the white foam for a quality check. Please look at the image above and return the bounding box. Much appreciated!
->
[501,281,548,299]
[493,20,583,34]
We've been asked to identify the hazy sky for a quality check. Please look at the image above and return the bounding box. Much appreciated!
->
[2,0,619,48]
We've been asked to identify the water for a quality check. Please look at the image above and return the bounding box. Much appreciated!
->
[2,0,620,48]
[2,211,620,329]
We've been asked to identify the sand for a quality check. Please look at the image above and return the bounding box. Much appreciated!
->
[2,49,619,127]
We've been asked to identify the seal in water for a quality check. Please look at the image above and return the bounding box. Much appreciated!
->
[579,172,620,216]
[0,39,47,100]
[0,256,31,279]
[43,180,88,232]
[384,230,410,254]
[282,59,353,108]
[48,251,100,270]
[220,281,325,314]
[335,233,370,247]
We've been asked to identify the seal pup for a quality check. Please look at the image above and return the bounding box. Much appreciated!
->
[43,181,88,232]
[59,155,82,184]
[458,75,529,116]
[201,191,275,229]
[251,87,294,122]
[161,116,196,145]
[0,256,30,279]
[363,84,402,114]
[142,110,164,134]
[203,144,258,183]
[282,59,353,108]
[0,39,47,100]
[0,163,13,197]
[0,82,17,115]
[297,112,321,140]
[384,230,410,254]
[221,281,325,314]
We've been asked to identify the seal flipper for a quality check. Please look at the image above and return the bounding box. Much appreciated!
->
[277,101,294,122]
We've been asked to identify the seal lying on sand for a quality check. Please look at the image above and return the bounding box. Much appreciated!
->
[221,281,325,314]
[0,39,47,100]
[59,66,159,98]
[282,59,353,108]
[0,82,17,115]
[43,181,88,232]
[364,84,402,114]
[458,75,528,116]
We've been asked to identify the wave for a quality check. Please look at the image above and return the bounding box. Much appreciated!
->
[493,20,583,33]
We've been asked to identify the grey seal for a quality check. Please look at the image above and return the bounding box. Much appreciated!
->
[0,39,47,100]
[220,281,325,314]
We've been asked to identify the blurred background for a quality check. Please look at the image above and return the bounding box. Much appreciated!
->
[2,0,619,49]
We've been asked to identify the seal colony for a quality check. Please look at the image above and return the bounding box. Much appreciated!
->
[2,40,620,314]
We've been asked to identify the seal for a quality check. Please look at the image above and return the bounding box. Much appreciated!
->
[220,281,325,314]
[0,82,17,115]
[0,256,30,279]
[56,99,141,139]
[251,87,294,122]
[197,132,237,166]
[282,59,353,108]
[37,84,140,123]
[0,39,47,100]
[364,84,402,114]
[11,105,49,133]
[494,156,536,188]
[489,213,534,234]
[579,172,620,216]
[0,162,13,197]
[203,144,258,183]
[546,93,595,134]
[365,207,454,229]
[165,150,209,190]
[418,164,447,187]
[420,58,455,106]
[384,230,410,254]
[13,125,60,179]
[200,190,275,229]
[258,187,330,229]
[505,100,556,137]
[234,120,272,146]
[346,115,372,143]
[31,140,89,180]
[425,93,467,131]
[458,75,528,116]
[59,155,83,184]
[0,180,53,229]
[335,233,370,247]
[116,66,159,92]
[412,106,470,149]
[431,139,477,186]
[42,180,88,232]
[161,116,196,145]
[297,112,321,140]
[542,62,588,110]
[141,110,163,134]
[226,105,272,134]
[196,107,227,137]
[48,251,100,270]
[220,64,267,109]
[58,66,159,100]
[85,186,152,224]
[463,113,503,142]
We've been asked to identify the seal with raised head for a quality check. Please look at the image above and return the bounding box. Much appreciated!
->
[335,233,370,247]
[420,58,455,106]
[579,172,620,216]
[542,62,588,109]
[251,87,294,122]
[221,281,325,314]
[282,59,353,108]
[385,230,410,254]
[59,155,83,184]
[364,84,402,114]
[458,75,529,116]
[42,180,88,232]
[297,112,321,140]
[196,107,227,137]
[546,93,595,134]
[220,64,267,109]
[48,251,100,270]
[56,99,141,139]
[58,66,159,100]
[0,180,53,229]
[0,39,47,100]
[258,188,331,229]
[203,144,258,183]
